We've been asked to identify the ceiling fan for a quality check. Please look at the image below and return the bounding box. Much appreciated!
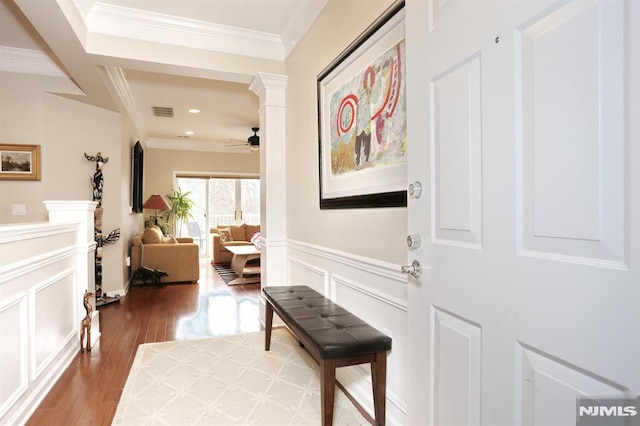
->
[227,127,259,151]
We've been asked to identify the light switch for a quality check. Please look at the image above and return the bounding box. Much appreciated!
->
[11,204,26,215]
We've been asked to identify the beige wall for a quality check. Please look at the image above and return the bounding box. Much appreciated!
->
[120,116,145,286]
[285,0,406,263]
[1,72,82,222]
[143,147,259,207]
[0,71,134,295]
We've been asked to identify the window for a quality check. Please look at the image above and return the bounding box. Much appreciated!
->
[175,176,260,255]
[208,178,260,226]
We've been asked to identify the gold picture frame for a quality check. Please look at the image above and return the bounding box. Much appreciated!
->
[0,144,41,181]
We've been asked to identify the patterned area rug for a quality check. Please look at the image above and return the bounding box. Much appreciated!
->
[212,263,261,286]
[113,329,368,425]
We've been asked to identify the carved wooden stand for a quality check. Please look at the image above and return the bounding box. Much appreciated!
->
[85,152,120,307]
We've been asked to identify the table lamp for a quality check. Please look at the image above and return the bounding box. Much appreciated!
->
[143,194,171,225]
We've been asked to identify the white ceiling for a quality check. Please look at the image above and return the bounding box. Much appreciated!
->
[0,0,329,153]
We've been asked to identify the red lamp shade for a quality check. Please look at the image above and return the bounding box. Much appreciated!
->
[143,194,171,225]
[143,194,171,211]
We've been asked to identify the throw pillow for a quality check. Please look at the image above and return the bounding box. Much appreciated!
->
[250,231,261,245]
[163,235,178,244]
[250,231,261,249]
[131,235,143,246]
[218,227,233,242]
[142,227,163,244]
[229,224,246,241]
[246,224,260,238]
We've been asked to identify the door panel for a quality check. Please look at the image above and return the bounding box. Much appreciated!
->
[516,0,627,265]
[406,0,639,424]
[517,344,627,425]
[431,308,482,425]
[431,53,483,247]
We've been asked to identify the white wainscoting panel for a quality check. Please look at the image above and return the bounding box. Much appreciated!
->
[516,0,628,268]
[516,343,627,426]
[430,52,483,249]
[0,226,77,266]
[287,240,407,425]
[32,269,76,381]
[430,306,481,426]
[0,294,28,420]
[0,216,94,425]
[332,274,408,421]
[287,257,328,295]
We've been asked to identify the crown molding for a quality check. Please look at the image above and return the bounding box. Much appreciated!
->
[0,46,67,77]
[60,0,90,48]
[281,0,330,58]
[146,137,256,154]
[102,65,148,141]
[87,2,285,61]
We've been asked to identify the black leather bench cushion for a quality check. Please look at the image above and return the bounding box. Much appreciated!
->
[263,285,392,360]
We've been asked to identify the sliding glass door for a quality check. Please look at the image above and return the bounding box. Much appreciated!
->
[240,179,260,225]
[175,177,208,255]
[208,177,260,226]
[175,176,260,256]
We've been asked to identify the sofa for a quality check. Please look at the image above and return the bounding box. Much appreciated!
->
[210,224,260,264]
[130,227,200,284]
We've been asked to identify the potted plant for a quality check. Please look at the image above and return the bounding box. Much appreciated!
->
[165,188,194,236]
[144,216,172,235]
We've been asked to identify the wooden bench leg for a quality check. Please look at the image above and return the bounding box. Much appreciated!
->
[371,351,387,426]
[264,301,273,351]
[320,358,337,426]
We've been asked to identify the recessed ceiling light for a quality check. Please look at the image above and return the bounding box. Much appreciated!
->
[185,131,194,135]
[188,109,200,114]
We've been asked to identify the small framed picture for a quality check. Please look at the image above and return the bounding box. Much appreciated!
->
[0,144,41,181]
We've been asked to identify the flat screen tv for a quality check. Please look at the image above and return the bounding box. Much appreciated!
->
[132,141,143,213]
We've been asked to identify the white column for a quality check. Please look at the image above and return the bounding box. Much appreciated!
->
[43,200,99,347]
[250,73,287,322]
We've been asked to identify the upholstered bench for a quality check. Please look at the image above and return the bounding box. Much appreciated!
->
[263,285,392,426]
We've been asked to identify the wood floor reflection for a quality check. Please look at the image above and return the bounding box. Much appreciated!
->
[26,258,261,426]
[177,280,261,339]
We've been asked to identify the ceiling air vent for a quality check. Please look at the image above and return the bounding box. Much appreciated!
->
[152,106,174,117]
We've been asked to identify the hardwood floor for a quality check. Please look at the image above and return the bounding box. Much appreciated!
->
[26,258,261,426]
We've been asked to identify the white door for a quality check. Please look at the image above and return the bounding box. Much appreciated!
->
[406,0,639,424]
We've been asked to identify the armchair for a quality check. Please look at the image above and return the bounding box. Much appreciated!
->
[130,227,200,284]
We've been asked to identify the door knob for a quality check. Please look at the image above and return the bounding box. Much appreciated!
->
[408,181,423,198]
[401,260,423,278]
[407,233,422,249]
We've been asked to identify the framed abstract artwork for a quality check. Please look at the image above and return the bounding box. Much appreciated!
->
[0,143,41,181]
[317,1,406,209]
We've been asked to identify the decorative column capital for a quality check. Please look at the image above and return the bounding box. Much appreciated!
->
[43,200,98,247]
[250,73,288,107]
